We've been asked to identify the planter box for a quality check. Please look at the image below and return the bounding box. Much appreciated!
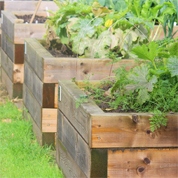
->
[57,80,178,178]
[152,25,178,40]
[0,1,58,17]
[23,38,136,146]
[0,9,56,98]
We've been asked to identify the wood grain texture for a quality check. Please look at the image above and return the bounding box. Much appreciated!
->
[56,138,87,178]
[54,84,58,108]
[1,30,14,62]
[24,60,55,108]
[42,109,57,133]
[57,110,91,177]
[58,80,178,148]
[1,48,13,81]
[24,60,43,106]
[14,23,46,44]
[4,1,58,12]
[23,104,55,147]
[1,67,22,98]
[91,113,178,148]
[13,64,24,83]
[25,38,52,81]
[57,110,108,178]
[58,80,102,146]
[23,104,42,146]
[23,83,41,129]
[151,25,178,40]
[108,149,178,178]
[1,11,15,42]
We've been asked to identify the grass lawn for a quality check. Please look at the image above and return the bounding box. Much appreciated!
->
[0,100,63,178]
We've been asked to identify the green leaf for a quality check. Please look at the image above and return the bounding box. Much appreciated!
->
[126,64,157,92]
[131,41,158,62]
[166,57,178,77]
[137,88,150,104]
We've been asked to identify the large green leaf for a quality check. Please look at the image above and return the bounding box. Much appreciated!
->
[131,41,158,62]
[137,88,150,104]
[126,64,157,92]
[166,57,178,77]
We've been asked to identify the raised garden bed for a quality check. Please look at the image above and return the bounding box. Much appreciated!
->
[0,1,58,16]
[57,80,178,178]
[23,38,136,146]
[152,25,178,40]
[0,8,57,98]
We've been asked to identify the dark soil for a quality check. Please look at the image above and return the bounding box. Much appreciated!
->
[16,14,47,23]
[83,82,135,113]
[42,40,77,58]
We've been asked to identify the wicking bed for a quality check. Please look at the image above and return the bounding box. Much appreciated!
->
[56,80,178,178]
[23,38,136,146]
[0,9,56,98]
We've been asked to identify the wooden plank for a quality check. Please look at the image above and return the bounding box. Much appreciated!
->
[24,60,55,108]
[14,23,46,44]
[54,84,58,108]
[1,67,22,98]
[1,30,14,62]
[151,25,178,40]
[91,113,178,148]
[23,104,55,147]
[44,57,77,83]
[58,80,178,148]
[0,1,4,17]
[25,38,52,81]
[57,110,108,178]
[4,1,58,12]
[58,80,103,146]
[23,104,43,146]
[42,108,57,133]
[13,64,24,83]
[1,48,13,81]
[108,149,178,178]
[1,11,15,43]
[23,83,41,129]
[1,31,24,63]
[57,110,91,177]
[56,138,87,178]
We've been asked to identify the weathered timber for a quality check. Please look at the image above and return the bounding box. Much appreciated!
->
[23,104,55,147]
[151,25,178,40]
[3,1,58,12]
[1,67,22,98]
[25,38,135,83]
[108,149,178,178]
[1,30,24,64]
[57,110,108,177]
[1,11,48,44]
[1,48,24,83]
[58,80,178,148]
[24,60,55,108]
[23,82,57,135]
[23,83,42,129]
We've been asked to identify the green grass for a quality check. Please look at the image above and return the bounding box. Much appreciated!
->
[0,101,63,178]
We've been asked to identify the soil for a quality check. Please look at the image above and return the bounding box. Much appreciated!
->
[42,40,77,58]
[16,14,47,23]
[82,82,135,113]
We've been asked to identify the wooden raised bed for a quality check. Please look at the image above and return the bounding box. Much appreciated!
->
[23,38,136,146]
[0,1,58,16]
[57,80,178,178]
[0,7,57,98]
[152,25,178,40]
